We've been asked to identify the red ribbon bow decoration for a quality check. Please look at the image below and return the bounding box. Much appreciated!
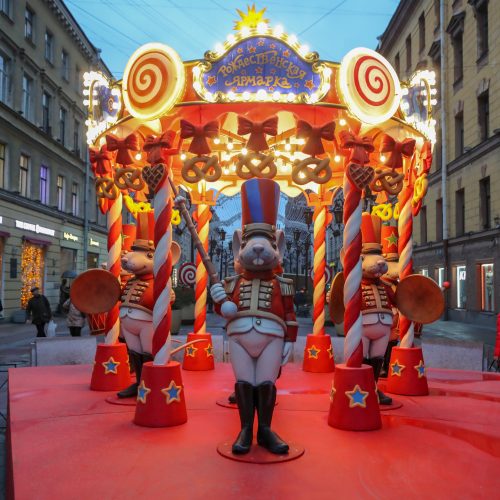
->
[179,120,219,155]
[379,134,416,170]
[420,140,433,174]
[339,131,375,165]
[143,130,177,165]
[237,115,278,152]
[89,145,113,177]
[296,120,336,157]
[105,133,139,166]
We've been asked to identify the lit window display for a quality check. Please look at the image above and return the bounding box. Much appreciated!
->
[420,268,429,277]
[481,263,494,312]
[20,242,45,308]
[437,267,444,287]
[456,265,466,309]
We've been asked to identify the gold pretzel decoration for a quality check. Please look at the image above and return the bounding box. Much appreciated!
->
[181,155,221,184]
[370,167,405,196]
[236,152,277,179]
[114,167,145,191]
[171,209,181,226]
[412,175,428,206]
[95,177,119,200]
[393,202,400,220]
[292,157,332,185]
[371,203,393,221]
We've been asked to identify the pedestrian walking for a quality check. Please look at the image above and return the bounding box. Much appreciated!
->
[63,298,85,337]
[26,287,52,337]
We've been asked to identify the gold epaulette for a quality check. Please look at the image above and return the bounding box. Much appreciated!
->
[223,275,241,294]
[275,275,294,296]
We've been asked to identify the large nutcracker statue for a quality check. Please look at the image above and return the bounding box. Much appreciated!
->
[211,178,298,455]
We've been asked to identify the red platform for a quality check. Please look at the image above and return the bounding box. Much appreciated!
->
[7,363,500,499]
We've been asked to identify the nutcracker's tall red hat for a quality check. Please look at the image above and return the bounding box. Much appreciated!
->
[381,225,398,262]
[131,211,155,252]
[122,224,137,253]
[241,178,280,239]
[361,213,382,254]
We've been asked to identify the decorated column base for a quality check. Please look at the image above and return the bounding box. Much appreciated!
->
[328,364,381,431]
[302,334,335,373]
[182,333,215,371]
[90,343,131,391]
[386,346,429,396]
[134,361,187,427]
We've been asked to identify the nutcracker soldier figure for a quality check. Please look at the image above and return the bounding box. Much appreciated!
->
[211,179,298,455]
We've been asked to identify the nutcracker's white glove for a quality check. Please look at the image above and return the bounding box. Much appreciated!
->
[210,283,227,304]
[281,341,293,366]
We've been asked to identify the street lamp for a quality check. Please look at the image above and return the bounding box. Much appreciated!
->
[286,239,292,273]
[217,227,226,278]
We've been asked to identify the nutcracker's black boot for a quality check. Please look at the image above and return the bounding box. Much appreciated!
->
[228,392,237,404]
[117,351,152,398]
[232,381,255,455]
[365,356,392,405]
[381,340,398,378]
[256,381,289,455]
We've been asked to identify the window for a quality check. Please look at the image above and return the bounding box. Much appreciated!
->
[22,74,33,120]
[452,32,464,83]
[479,177,490,230]
[480,263,494,312]
[419,13,426,53]
[57,175,65,211]
[406,34,412,70]
[394,53,400,75]
[40,165,49,204]
[456,265,467,308]
[455,111,464,157]
[71,182,79,216]
[42,92,51,134]
[437,267,445,287]
[75,66,81,94]
[61,50,69,81]
[0,0,11,17]
[434,0,440,28]
[455,188,465,236]
[436,198,443,240]
[73,120,80,155]
[44,31,53,63]
[59,107,66,145]
[0,53,11,104]
[478,90,489,141]
[24,7,34,42]
[19,154,29,197]
[420,205,427,243]
[0,143,5,189]
[475,1,489,58]
[420,269,429,277]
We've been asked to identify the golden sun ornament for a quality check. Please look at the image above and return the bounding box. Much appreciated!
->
[234,4,269,31]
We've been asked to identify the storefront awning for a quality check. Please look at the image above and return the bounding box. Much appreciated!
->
[22,236,52,246]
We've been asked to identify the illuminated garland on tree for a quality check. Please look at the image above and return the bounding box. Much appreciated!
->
[20,242,44,309]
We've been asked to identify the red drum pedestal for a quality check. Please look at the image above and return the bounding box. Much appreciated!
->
[90,343,131,391]
[386,346,429,396]
[182,333,215,371]
[302,334,335,373]
[134,361,187,427]
[328,364,381,431]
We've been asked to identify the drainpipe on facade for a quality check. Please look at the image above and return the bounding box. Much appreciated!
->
[83,145,89,271]
[440,0,449,320]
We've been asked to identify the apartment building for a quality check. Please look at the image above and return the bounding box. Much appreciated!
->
[378,0,499,327]
[0,0,108,317]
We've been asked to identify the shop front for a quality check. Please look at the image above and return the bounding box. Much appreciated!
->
[87,232,107,269]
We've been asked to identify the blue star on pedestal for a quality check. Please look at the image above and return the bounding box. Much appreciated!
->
[205,345,214,358]
[390,359,406,377]
[327,345,334,359]
[414,360,426,378]
[330,382,336,402]
[307,345,321,359]
[137,380,151,404]
[161,380,183,404]
[185,344,198,358]
[345,385,369,408]
[102,357,120,375]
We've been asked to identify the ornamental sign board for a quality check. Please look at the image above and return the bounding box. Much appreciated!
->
[195,35,331,103]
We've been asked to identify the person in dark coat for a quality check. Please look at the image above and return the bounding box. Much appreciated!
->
[26,287,52,337]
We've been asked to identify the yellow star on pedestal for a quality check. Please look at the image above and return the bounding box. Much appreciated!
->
[205,344,214,358]
[390,359,405,377]
[330,382,336,402]
[345,384,369,408]
[161,380,183,404]
[307,345,321,359]
[327,345,334,359]
[102,357,120,375]
[414,360,426,378]
[185,344,198,358]
[136,380,151,404]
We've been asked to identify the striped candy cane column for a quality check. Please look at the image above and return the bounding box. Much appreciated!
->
[342,174,364,367]
[193,203,211,335]
[397,186,414,348]
[104,193,123,344]
[312,205,327,336]
[151,167,174,365]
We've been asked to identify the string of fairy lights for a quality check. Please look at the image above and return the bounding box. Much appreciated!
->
[20,243,44,309]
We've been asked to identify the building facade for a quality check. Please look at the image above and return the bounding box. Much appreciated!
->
[0,0,108,318]
[378,0,499,327]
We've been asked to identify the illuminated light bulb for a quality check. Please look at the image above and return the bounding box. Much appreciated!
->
[242,91,250,101]
[241,26,251,37]
[430,88,438,95]
[224,168,230,175]
[112,102,119,109]
[334,155,341,163]
[285,140,291,152]
[256,89,267,100]
[83,99,90,106]
[257,22,268,34]
[401,88,409,96]
[227,139,234,150]
[192,65,201,76]
[135,153,142,161]
[272,148,279,157]
[273,25,284,37]
[272,91,280,101]
[423,100,429,106]
[213,137,220,145]
[85,119,90,126]
[298,44,309,56]
[83,89,90,96]
[215,43,224,54]
[180,152,187,161]
[241,147,248,155]
[227,90,236,101]
[339,118,346,126]
[429,71,436,80]
[297,138,305,145]
[287,92,296,102]
[227,34,236,44]
[430,99,438,105]
[288,34,297,45]
[380,155,387,163]
[83,72,90,80]
[230,164,236,172]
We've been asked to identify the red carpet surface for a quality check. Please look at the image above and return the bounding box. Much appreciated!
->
[7,363,500,499]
